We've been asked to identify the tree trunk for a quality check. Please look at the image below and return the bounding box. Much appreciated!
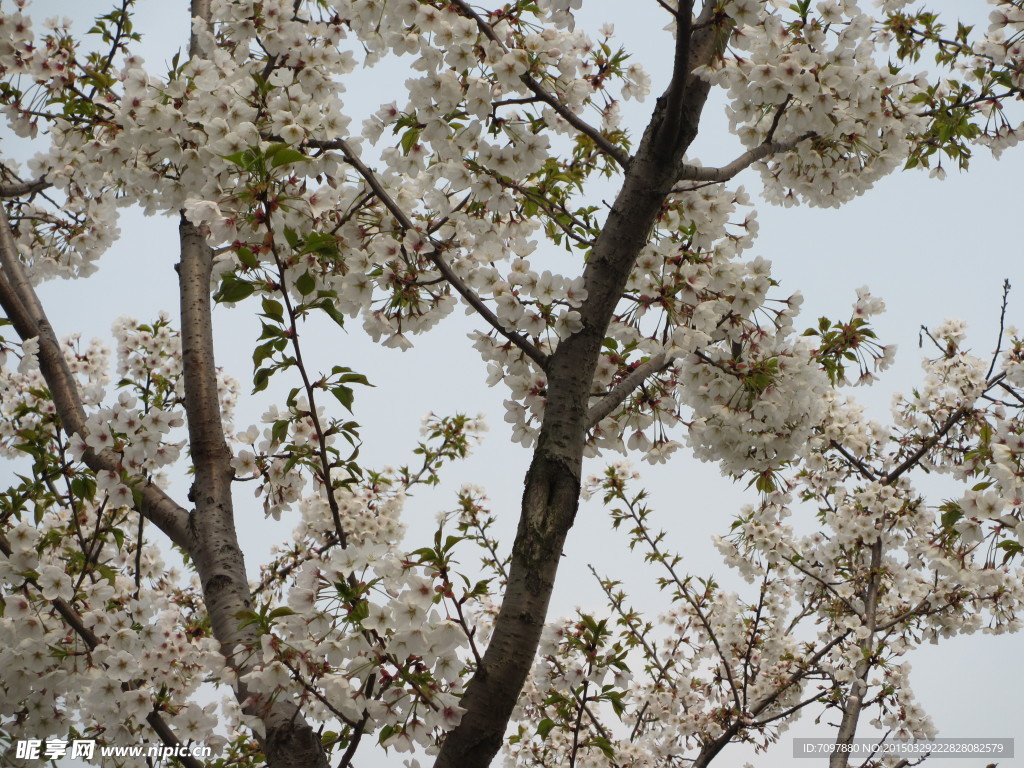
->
[434,10,721,764]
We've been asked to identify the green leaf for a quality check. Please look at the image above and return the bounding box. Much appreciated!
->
[997,540,1023,564]
[317,299,347,328]
[940,501,963,530]
[537,718,556,739]
[253,367,271,393]
[253,340,277,369]
[237,246,259,269]
[261,297,284,323]
[223,148,259,170]
[592,734,616,758]
[216,277,255,304]
[304,231,338,255]
[332,367,371,386]
[295,271,316,296]
[270,147,307,168]
[331,385,354,411]
[400,126,422,155]
[235,609,261,629]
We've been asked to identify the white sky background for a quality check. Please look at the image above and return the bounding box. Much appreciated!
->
[4,0,1023,766]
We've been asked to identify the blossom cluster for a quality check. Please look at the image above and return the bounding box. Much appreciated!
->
[519,335,1023,764]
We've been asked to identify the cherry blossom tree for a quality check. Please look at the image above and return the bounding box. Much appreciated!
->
[1,1,1023,767]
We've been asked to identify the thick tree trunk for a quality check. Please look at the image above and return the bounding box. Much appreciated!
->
[434,9,721,765]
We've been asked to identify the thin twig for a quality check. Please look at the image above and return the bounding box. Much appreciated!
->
[986,278,1011,380]
[764,95,792,143]
[267,240,350,548]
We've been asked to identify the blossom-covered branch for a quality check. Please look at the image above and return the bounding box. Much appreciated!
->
[0,532,204,768]
[447,0,632,169]
[307,136,549,368]
[0,206,193,549]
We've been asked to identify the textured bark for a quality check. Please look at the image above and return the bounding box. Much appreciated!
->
[434,7,724,767]
[177,219,329,768]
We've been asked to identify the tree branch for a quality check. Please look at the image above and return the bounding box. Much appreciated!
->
[882,400,979,486]
[307,136,549,369]
[677,132,816,184]
[690,629,852,768]
[435,9,732,765]
[177,217,328,768]
[0,532,204,768]
[664,1,695,144]
[829,439,879,482]
[189,0,212,57]
[0,176,50,198]
[0,206,193,550]
[586,351,673,430]
[447,0,630,169]
[986,278,1011,380]
[829,538,883,768]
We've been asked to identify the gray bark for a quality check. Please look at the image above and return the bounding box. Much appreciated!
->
[177,219,330,768]
[433,6,725,766]
[828,539,883,768]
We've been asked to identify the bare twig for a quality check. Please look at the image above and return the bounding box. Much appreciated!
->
[764,95,792,144]
[986,278,1011,380]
